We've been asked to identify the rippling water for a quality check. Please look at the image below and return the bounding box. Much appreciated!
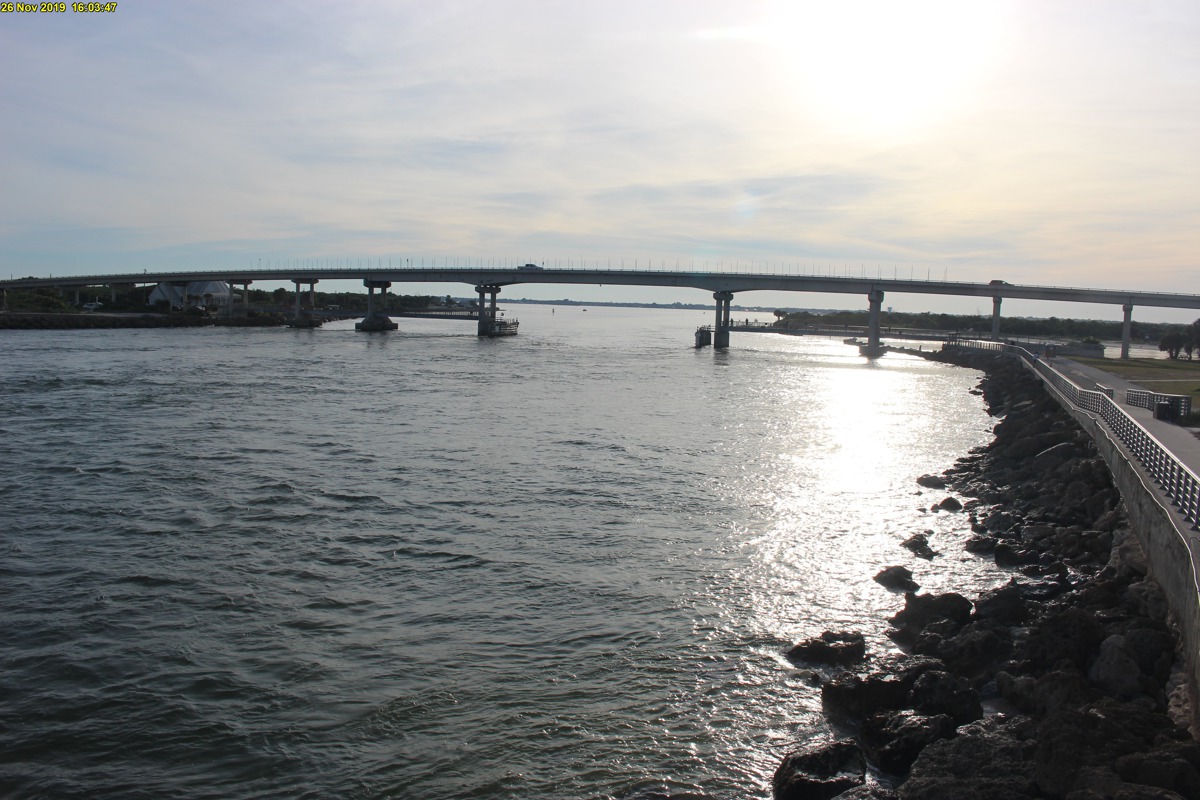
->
[1,306,1008,798]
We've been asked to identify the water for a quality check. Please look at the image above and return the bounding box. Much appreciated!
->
[0,306,1008,799]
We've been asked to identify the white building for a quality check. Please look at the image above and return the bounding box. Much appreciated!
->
[147,281,232,308]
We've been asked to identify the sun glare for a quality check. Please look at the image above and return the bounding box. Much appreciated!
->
[766,1,1007,136]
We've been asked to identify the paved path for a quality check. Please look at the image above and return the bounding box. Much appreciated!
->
[1052,357,1200,476]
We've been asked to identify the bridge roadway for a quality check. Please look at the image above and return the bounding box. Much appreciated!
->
[4,267,1200,356]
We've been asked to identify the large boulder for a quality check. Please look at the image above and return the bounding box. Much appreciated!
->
[772,739,866,800]
[875,566,920,592]
[1087,634,1143,698]
[1033,701,1187,797]
[822,655,944,719]
[861,710,957,775]
[1019,606,1105,672]
[787,631,867,666]
[902,533,939,560]
[900,716,1039,800]
[890,592,973,638]
[910,670,983,725]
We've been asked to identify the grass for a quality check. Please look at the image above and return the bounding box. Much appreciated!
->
[1074,357,1200,400]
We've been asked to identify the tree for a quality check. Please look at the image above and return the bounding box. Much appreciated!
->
[1159,331,1186,359]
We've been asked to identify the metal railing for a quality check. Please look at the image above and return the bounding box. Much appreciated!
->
[1126,389,1192,417]
[950,339,1200,528]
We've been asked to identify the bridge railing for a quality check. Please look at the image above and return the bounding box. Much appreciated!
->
[950,339,1200,528]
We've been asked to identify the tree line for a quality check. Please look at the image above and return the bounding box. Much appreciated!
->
[1156,320,1200,359]
[776,309,1175,343]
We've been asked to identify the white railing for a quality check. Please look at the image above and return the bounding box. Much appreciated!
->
[950,339,1200,528]
[1126,388,1192,417]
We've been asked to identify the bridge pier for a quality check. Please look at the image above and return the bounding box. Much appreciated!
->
[224,279,252,318]
[713,291,733,348]
[357,279,397,331]
[1121,303,1133,360]
[290,279,321,327]
[864,289,885,357]
[992,296,1002,340]
[476,284,501,336]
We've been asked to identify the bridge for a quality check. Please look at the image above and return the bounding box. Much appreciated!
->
[4,267,1199,357]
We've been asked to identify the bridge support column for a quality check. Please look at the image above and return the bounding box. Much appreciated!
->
[357,279,396,331]
[288,279,319,327]
[476,284,501,336]
[713,291,733,348]
[864,289,885,357]
[1121,303,1134,360]
[991,296,1002,340]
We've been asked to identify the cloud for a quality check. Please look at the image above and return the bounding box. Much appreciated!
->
[0,0,1197,310]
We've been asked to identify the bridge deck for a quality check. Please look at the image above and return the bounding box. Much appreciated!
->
[4,268,1200,309]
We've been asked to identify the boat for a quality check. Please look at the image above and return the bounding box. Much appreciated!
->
[487,316,519,337]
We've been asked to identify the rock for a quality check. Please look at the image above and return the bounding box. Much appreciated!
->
[984,510,1020,533]
[916,474,948,489]
[1124,627,1175,684]
[1019,606,1105,672]
[787,631,867,666]
[875,566,920,592]
[861,710,957,775]
[1030,441,1078,470]
[890,592,973,637]
[964,535,997,555]
[937,496,963,512]
[826,787,899,800]
[772,739,866,800]
[910,670,983,725]
[1033,701,1185,797]
[932,624,1013,682]
[994,541,1035,567]
[822,655,944,719]
[1125,577,1170,623]
[901,533,939,560]
[1115,742,1200,798]
[900,716,1039,800]
[1087,635,1144,699]
[1031,667,1096,716]
[974,581,1028,625]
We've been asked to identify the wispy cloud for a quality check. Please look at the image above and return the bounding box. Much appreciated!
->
[1,0,1197,313]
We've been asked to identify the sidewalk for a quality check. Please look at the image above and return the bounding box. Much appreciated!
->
[1051,357,1200,478]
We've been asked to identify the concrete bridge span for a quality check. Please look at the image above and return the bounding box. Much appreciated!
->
[4,268,1199,356]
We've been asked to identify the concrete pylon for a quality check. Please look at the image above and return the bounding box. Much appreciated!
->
[1121,303,1134,360]
[864,289,885,357]
[991,296,1002,340]
[357,279,397,331]
[713,291,734,348]
[476,284,501,336]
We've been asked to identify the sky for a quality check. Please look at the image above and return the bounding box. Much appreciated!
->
[1,1,1198,321]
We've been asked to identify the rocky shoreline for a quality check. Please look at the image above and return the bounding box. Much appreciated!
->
[773,348,1199,799]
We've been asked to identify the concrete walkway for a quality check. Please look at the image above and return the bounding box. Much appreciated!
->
[1051,357,1200,477]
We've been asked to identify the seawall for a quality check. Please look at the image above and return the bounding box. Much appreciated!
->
[1007,348,1200,731]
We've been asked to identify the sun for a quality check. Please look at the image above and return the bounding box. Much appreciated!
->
[764,0,1007,136]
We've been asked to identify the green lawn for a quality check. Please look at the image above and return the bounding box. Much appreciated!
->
[1074,357,1200,399]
